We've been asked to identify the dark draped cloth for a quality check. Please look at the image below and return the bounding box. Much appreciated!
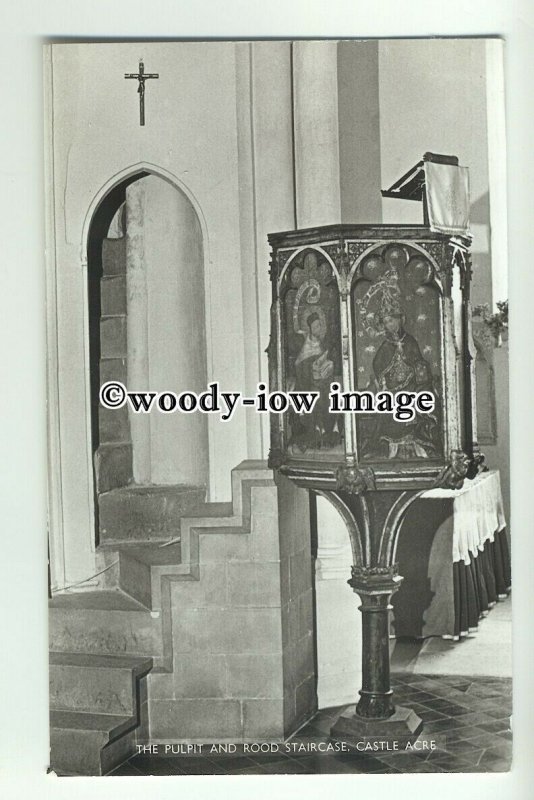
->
[453,527,511,638]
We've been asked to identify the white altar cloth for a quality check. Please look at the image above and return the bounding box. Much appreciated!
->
[422,470,506,565]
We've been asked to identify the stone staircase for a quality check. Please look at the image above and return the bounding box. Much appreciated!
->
[49,590,159,775]
[49,461,310,775]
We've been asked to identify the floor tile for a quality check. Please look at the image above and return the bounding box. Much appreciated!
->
[170,758,228,775]
[289,756,366,774]
[415,709,449,722]
[466,732,505,750]
[450,725,490,740]
[442,740,485,757]
[481,742,513,760]
[422,718,469,734]
[127,756,189,775]
[205,755,260,771]
[450,711,496,727]
[481,706,512,720]
[110,762,145,776]
[233,760,313,775]
[248,751,302,766]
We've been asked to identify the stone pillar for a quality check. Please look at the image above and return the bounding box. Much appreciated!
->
[125,179,151,483]
[292,41,383,709]
[292,40,341,228]
[330,565,423,746]
[352,572,399,719]
[125,175,209,487]
[337,40,382,223]
[235,41,295,461]
[143,175,208,487]
[292,39,344,594]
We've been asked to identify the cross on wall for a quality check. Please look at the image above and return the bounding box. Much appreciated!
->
[124,59,159,126]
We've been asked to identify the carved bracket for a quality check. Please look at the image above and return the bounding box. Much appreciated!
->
[432,449,470,490]
[467,447,489,479]
[335,464,376,495]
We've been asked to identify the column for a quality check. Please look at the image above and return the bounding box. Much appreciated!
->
[235,41,295,460]
[352,572,399,719]
[292,40,341,228]
[125,179,151,483]
[292,38,344,607]
[292,41,358,708]
[330,565,424,745]
[143,175,208,487]
[337,40,382,223]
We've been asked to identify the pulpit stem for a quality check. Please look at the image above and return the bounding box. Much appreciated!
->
[324,489,425,747]
[356,589,396,719]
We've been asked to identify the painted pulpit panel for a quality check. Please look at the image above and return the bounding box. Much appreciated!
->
[350,242,444,462]
[281,248,343,460]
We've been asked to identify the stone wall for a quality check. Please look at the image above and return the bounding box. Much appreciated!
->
[144,463,315,741]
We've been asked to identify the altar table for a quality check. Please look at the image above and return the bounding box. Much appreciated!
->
[391,470,511,640]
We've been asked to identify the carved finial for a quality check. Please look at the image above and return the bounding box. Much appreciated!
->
[348,563,402,592]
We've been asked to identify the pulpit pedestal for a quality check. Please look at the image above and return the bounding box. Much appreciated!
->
[320,486,425,746]
[330,569,422,746]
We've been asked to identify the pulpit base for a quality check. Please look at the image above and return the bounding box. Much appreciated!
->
[330,704,423,749]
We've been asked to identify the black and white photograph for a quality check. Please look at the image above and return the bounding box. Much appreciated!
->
[42,37,513,777]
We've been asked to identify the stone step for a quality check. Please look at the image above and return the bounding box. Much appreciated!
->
[98,358,130,444]
[99,484,206,545]
[188,501,233,518]
[116,497,251,610]
[50,709,136,776]
[102,237,126,277]
[49,652,152,716]
[100,315,127,359]
[118,542,184,610]
[94,442,133,494]
[101,275,126,316]
[49,590,163,659]
[114,464,274,610]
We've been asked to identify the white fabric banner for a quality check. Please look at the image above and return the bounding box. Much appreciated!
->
[424,161,470,235]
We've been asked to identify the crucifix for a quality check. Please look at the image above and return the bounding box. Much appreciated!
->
[124,59,159,126]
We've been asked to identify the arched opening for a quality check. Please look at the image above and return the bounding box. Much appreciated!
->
[87,171,209,546]
[312,494,362,708]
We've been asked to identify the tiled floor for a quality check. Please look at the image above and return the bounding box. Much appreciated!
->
[112,673,512,775]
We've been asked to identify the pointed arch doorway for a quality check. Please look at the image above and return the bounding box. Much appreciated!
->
[87,169,209,547]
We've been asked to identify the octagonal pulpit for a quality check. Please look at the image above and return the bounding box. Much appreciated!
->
[266,154,484,745]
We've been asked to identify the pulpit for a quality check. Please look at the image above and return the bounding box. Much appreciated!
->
[267,153,487,745]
